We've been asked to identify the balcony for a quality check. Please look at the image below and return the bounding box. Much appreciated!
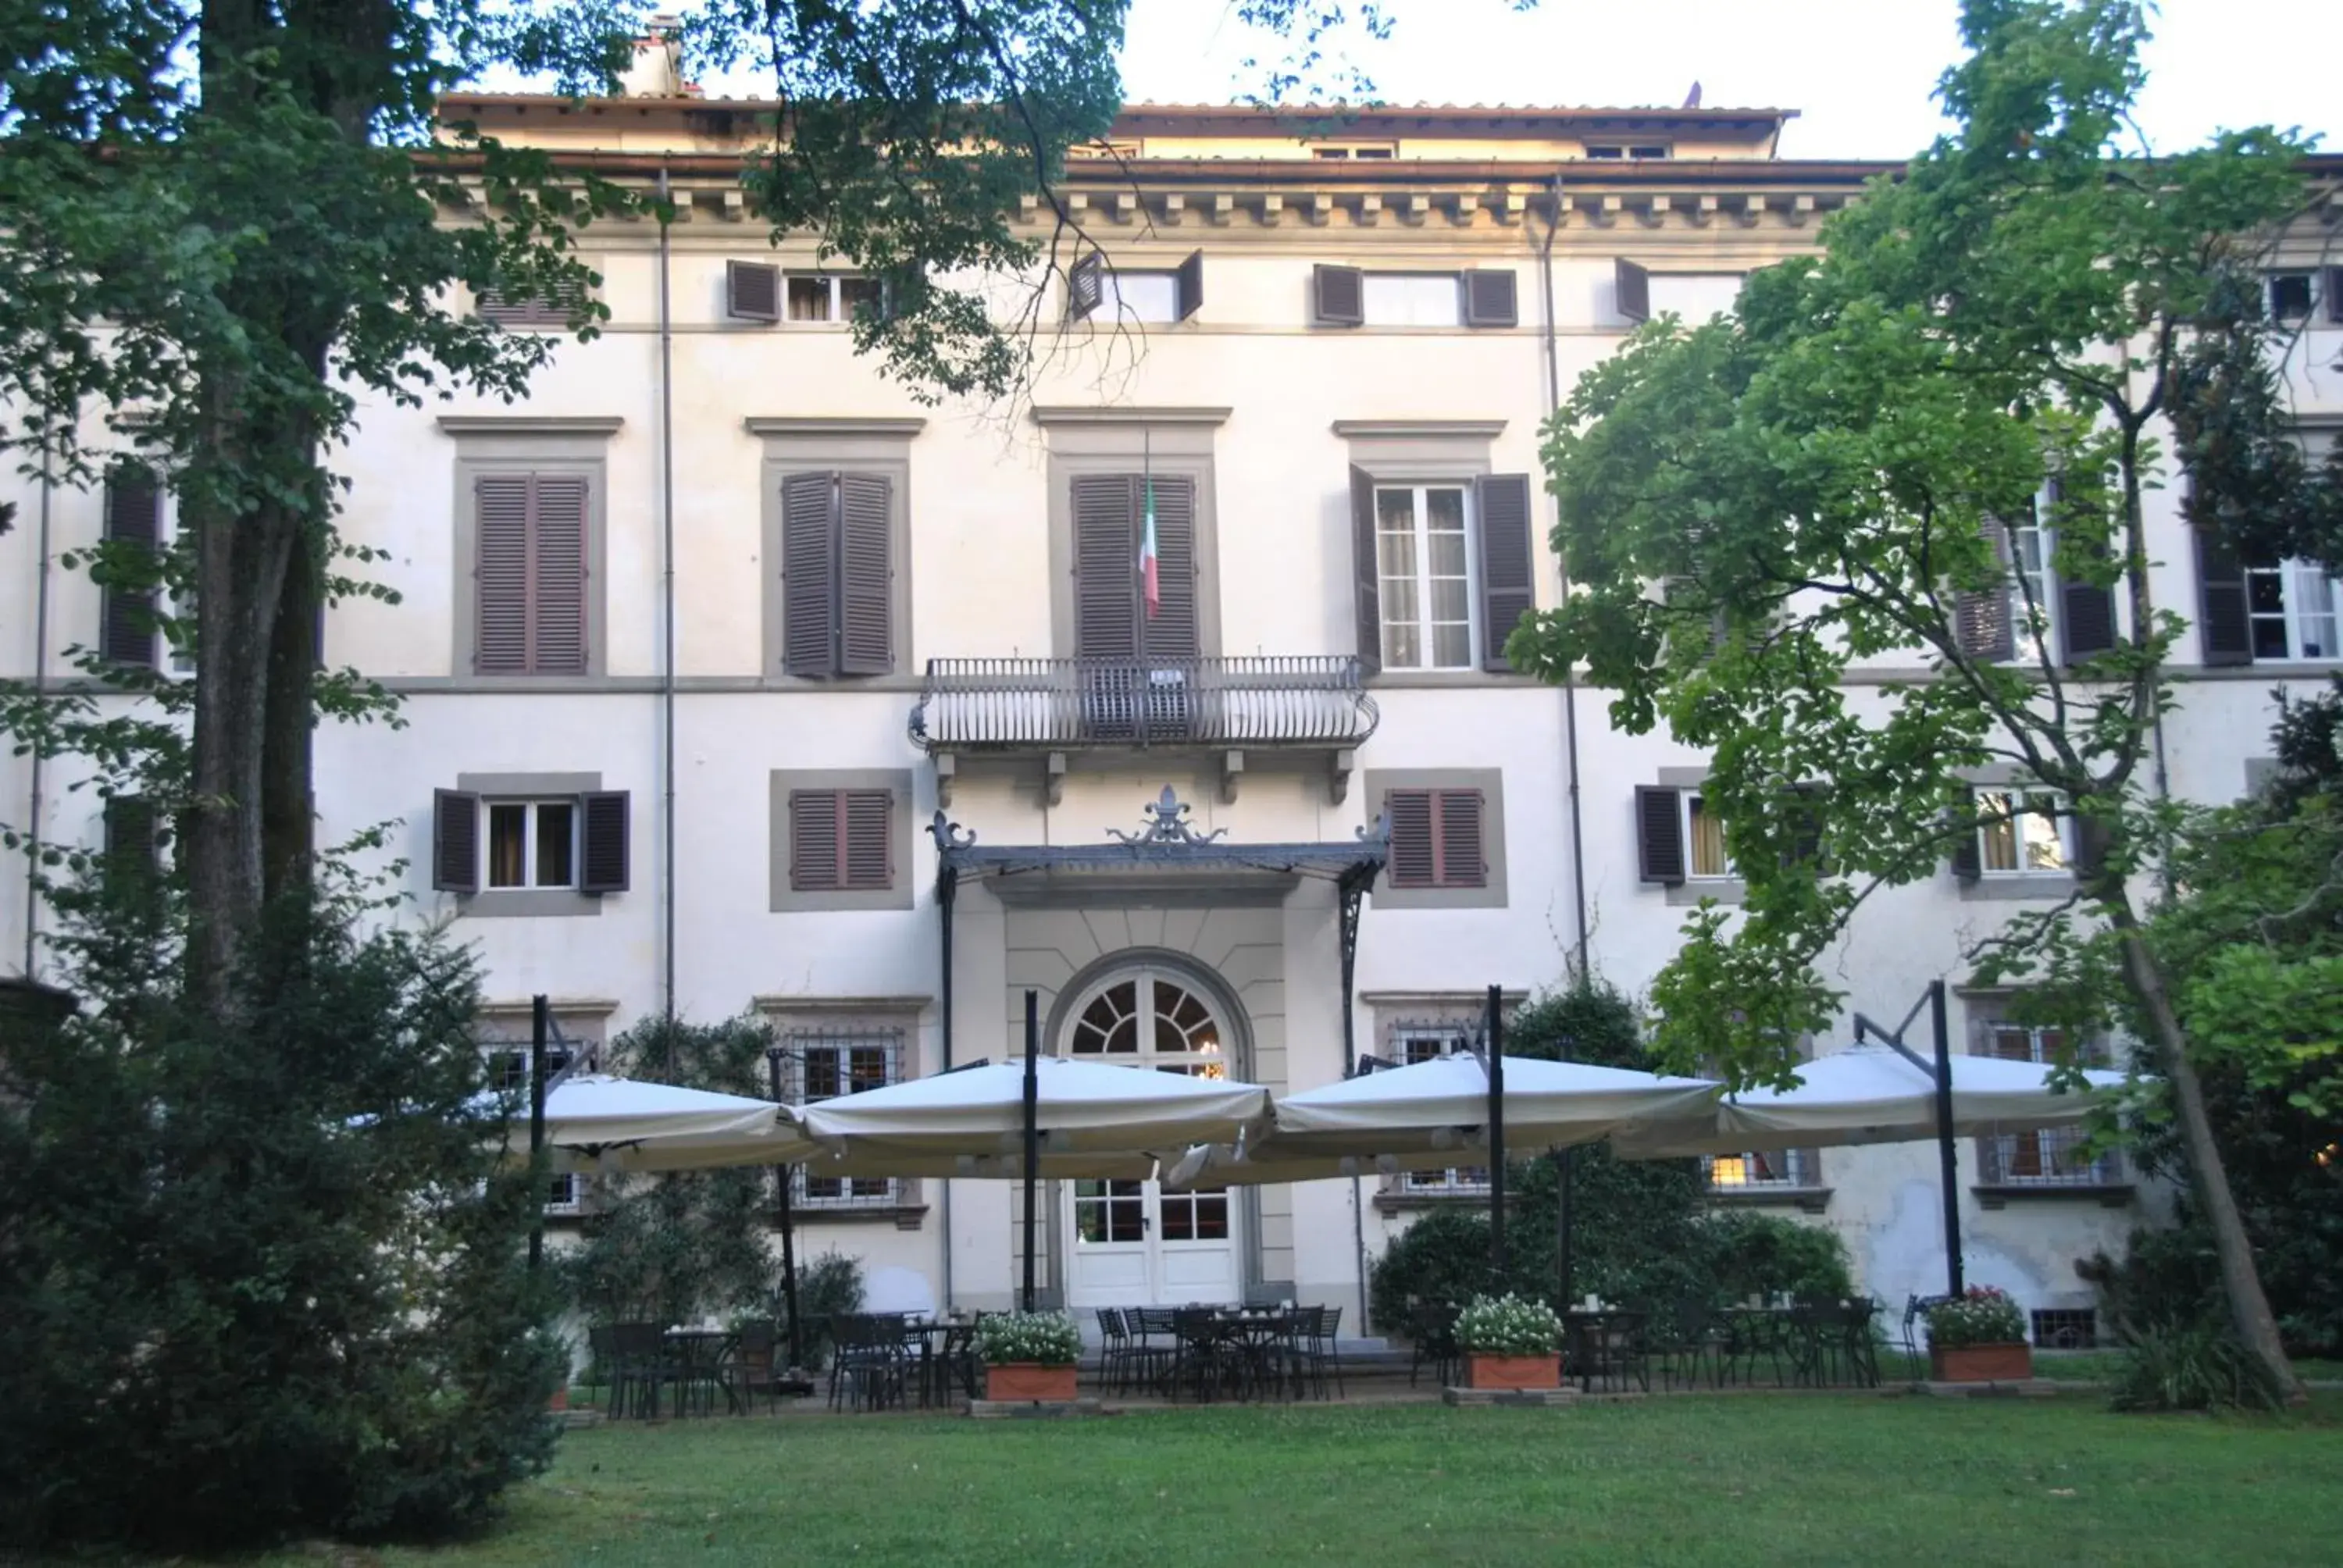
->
[910,655,1379,805]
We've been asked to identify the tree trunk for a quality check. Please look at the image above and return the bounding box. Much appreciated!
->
[260,497,320,905]
[2103,898,2306,1404]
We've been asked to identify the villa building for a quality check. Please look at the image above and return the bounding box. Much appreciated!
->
[6,55,2341,1342]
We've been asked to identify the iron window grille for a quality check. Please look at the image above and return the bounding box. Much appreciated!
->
[1393,1021,1489,1193]
[486,1042,581,1212]
[785,1027,904,1209]
[1703,1147,1821,1192]
[1972,1021,2123,1188]
[2030,1307,2099,1349]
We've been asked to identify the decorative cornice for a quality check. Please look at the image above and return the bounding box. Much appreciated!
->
[1332,419,1507,440]
[751,993,933,1013]
[1029,405,1233,427]
[744,416,928,439]
[436,415,624,437]
[477,996,621,1016]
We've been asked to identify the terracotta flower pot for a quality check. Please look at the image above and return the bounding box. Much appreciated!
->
[1930,1342,2032,1382]
[1465,1352,1560,1391]
[547,1385,570,1413]
[986,1362,1079,1402]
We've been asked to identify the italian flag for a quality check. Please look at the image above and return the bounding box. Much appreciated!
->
[1140,476,1161,620]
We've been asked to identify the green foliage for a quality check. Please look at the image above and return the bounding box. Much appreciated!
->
[1926,1286,2028,1348]
[2108,1318,2283,1413]
[0,867,562,1553]
[786,1249,868,1372]
[558,1014,782,1329]
[975,1310,1082,1366]
[1697,1209,1857,1304]
[1454,1294,1563,1356]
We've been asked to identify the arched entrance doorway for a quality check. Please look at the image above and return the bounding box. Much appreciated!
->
[1059,964,1242,1308]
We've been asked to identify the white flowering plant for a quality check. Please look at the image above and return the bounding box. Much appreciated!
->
[973,1310,1082,1366]
[1453,1293,1564,1357]
[1925,1286,2027,1349]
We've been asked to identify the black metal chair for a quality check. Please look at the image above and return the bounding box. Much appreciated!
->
[606,1322,676,1419]
[1654,1300,1730,1392]
[724,1320,780,1413]
[583,1326,618,1411]
[1566,1310,1650,1394]
[827,1313,908,1412]
[1094,1308,1132,1395]
[1130,1306,1179,1396]
[1296,1305,1346,1400]
[1900,1292,1952,1376]
[1405,1298,1460,1389]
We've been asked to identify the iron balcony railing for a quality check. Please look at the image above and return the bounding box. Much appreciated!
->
[910,655,1380,752]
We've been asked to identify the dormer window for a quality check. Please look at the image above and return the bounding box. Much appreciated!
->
[1584,143,1670,160]
[1310,142,1396,159]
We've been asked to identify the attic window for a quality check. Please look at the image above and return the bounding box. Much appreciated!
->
[1311,143,1396,159]
[1067,139,1143,160]
[1584,144,1671,160]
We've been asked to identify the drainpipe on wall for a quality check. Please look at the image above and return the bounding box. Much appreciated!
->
[655,166,679,1027]
[1539,177,1593,979]
[20,451,56,977]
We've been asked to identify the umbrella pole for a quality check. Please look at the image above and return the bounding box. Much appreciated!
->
[1486,985,1507,1281]
[766,1047,804,1372]
[528,993,547,1272]
[1554,1149,1574,1309]
[1022,989,1040,1313]
[1930,979,1963,1297]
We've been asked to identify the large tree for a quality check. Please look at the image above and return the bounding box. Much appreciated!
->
[1510,0,2323,1400]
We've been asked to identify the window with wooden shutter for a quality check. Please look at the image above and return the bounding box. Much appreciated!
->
[102,795,159,878]
[433,788,481,893]
[578,791,630,894]
[1175,250,1204,322]
[102,469,161,667]
[1614,258,1651,324]
[1385,789,1437,887]
[837,474,893,674]
[1462,269,1519,328]
[782,471,837,676]
[2193,524,2253,666]
[1349,465,1382,676]
[790,788,893,892]
[1953,517,2017,661]
[1067,252,1105,321]
[477,282,586,327]
[474,473,589,675]
[1072,474,1139,659]
[1475,473,1535,672]
[781,471,895,678]
[2328,267,2343,325]
[1636,785,1686,885]
[1140,474,1198,661]
[1385,787,1484,889]
[727,260,781,323]
[1314,263,1365,327]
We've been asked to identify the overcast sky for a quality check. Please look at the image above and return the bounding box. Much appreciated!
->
[1115,0,2338,162]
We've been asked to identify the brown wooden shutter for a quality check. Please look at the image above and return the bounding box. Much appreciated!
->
[1785,782,1827,871]
[2048,478,2118,664]
[1385,789,1435,888]
[1635,785,1685,885]
[727,260,781,323]
[102,469,161,667]
[842,789,893,890]
[1615,258,1651,323]
[1949,801,1983,882]
[782,470,838,676]
[1175,250,1204,322]
[790,790,841,891]
[477,285,578,327]
[473,476,531,673]
[1314,264,1364,327]
[1350,465,1382,676]
[103,795,158,878]
[1954,517,2016,661]
[1433,789,1487,888]
[1475,472,1535,672]
[2192,525,2252,667]
[433,788,480,893]
[578,790,629,894]
[531,475,590,674]
[1462,269,1518,328]
[1068,252,1105,321]
[1139,474,1199,661]
[836,472,893,675]
[2328,266,2343,325]
[1072,474,1139,659]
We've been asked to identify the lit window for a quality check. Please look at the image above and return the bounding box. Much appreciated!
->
[1975,789,2070,875]
[1684,793,1732,879]
[1361,273,1464,326]
[1974,1021,2120,1187]
[485,800,576,889]
[786,273,882,323]
[1583,144,1626,159]
[1375,484,1475,669]
[1703,1149,1812,1189]
[2246,558,2342,661]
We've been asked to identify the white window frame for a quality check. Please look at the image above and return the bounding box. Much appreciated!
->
[482,798,580,891]
[2245,557,2343,662]
[485,1041,581,1212]
[790,1027,901,1207]
[2007,511,2056,662]
[1394,1024,1489,1195]
[784,272,881,324]
[1373,481,1479,670]
[1682,792,1735,881]
[1361,273,1465,327]
[1974,788,2071,877]
[1974,1021,2121,1188]
[1309,141,1396,160]
[1096,269,1181,325]
[2268,271,2317,326]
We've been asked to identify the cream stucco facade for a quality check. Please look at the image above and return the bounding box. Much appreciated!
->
[6,91,2341,1337]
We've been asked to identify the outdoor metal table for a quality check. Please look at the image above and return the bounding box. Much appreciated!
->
[1172,1309,1299,1402]
[899,1317,980,1407]
[1562,1310,1649,1393]
[661,1329,742,1417]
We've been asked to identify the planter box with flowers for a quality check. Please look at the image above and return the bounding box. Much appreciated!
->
[1456,1294,1564,1391]
[1926,1286,2032,1382]
[975,1310,1083,1402]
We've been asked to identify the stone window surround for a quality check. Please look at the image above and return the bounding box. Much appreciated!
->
[477,996,617,1221]
[757,994,931,1228]
[440,416,618,683]
[1956,766,2081,903]
[1036,407,1227,659]
[747,417,923,682]
[768,768,917,912]
[1363,991,1516,1211]
[451,770,608,918]
[1361,768,1507,910]
[1336,421,1517,683]
[1956,987,2131,1206]
[1650,764,1748,907]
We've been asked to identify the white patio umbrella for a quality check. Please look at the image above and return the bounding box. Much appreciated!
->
[1163,1054,1721,1190]
[1608,1046,2127,1160]
[518,1074,814,1174]
[795,1055,1271,1171]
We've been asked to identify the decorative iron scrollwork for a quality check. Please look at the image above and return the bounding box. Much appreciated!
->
[928,810,977,852]
[1107,785,1229,846]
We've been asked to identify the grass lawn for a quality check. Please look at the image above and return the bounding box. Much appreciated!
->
[302,1393,2341,1567]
